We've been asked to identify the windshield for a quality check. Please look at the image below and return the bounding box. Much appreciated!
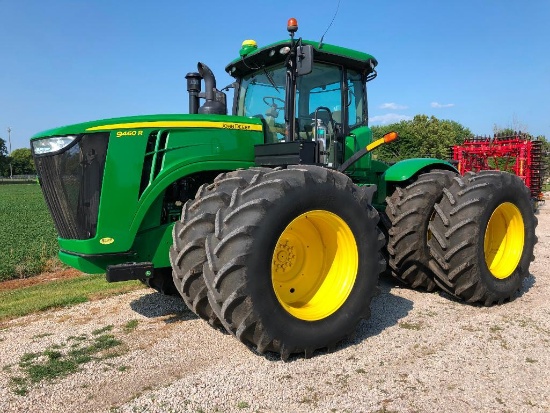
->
[237,62,366,141]
[237,65,287,140]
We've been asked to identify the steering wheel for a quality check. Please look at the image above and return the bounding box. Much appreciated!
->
[263,96,285,110]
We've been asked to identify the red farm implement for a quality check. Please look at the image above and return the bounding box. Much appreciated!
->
[451,133,545,205]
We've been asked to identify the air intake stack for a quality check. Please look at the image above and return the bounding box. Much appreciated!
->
[185,72,201,114]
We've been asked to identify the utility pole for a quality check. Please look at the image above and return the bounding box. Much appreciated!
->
[7,127,12,179]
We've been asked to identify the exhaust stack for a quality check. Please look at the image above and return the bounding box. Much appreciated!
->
[197,62,227,115]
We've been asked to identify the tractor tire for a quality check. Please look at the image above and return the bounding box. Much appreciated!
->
[169,168,271,325]
[385,170,457,291]
[428,171,537,305]
[203,165,385,359]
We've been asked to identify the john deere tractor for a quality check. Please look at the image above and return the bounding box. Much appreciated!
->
[31,19,537,359]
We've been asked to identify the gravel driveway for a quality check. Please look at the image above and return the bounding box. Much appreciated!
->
[0,204,549,413]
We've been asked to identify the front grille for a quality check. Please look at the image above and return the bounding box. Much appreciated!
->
[34,133,109,239]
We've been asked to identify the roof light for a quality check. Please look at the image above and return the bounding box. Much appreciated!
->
[287,18,298,33]
[279,46,291,55]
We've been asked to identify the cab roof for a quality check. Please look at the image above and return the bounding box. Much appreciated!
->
[225,39,377,78]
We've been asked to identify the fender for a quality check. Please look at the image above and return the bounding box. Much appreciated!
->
[383,158,458,182]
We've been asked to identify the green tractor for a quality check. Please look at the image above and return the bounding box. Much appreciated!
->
[31,19,536,359]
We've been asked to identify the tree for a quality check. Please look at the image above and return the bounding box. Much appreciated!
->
[0,138,9,177]
[493,127,516,137]
[10,148,36,175]
[371,114,471,162]
[493,115,528,136]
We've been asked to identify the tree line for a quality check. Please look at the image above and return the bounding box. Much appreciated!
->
[370,114,472,162]
[0,138,36,177]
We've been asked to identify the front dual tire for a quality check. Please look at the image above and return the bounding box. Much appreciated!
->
[172,165,384,359]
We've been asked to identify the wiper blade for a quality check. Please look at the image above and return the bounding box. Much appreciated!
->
[263,68,279,93]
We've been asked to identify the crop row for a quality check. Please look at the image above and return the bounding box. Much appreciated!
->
[0,184,58,281]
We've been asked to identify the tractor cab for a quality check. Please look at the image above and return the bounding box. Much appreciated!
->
[229,19,377,169]
[188,18,378,169]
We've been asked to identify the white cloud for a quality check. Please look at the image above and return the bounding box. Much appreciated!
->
[431,102,455,108]
[379,102,408,110]
[369,113,413,124]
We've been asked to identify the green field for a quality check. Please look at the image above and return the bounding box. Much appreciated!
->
[0,184,59,281]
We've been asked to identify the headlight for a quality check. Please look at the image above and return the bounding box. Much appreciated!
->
[32,135,77,155]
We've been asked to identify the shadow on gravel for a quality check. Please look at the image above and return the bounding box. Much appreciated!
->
[274,278,415,362]
[129,292,198,323]
[519,273,537,297]
[420,273,536,307]
[351,277,415,342]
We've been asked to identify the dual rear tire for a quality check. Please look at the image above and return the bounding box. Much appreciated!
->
[385,169,536,306]
[428,171,537,305]
[384,170,457,291]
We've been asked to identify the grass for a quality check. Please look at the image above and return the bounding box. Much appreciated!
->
[123,319,139,333]
[7,330,127,395]
[0,274,143,322]
[92,325,114,335]
[398,321,423,330]
[0,184,58,281]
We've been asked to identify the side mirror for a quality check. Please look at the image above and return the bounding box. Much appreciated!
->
[221,82,238,92]
[296,44,313,76]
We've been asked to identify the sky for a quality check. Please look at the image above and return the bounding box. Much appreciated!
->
[1,0,549,151]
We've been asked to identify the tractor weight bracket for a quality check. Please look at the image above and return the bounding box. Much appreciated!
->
[106,262,154,283]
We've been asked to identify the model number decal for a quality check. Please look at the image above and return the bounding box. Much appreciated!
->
[116,130,143,138]
[87,122,263,132]
[222,123,252,130]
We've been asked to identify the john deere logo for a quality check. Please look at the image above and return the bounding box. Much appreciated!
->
[100,237,115,245]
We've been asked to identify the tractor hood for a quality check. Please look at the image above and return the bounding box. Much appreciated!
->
[30,112,265,273]
[30,114,245,139]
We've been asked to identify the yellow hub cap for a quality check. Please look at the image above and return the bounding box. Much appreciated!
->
[271,210,358,321]
[484,202,524,279]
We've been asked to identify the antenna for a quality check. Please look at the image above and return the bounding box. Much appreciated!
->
[318,0,341,48]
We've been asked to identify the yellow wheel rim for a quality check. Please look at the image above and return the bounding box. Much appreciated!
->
[271,210,358,321]
[484,202,524,279]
